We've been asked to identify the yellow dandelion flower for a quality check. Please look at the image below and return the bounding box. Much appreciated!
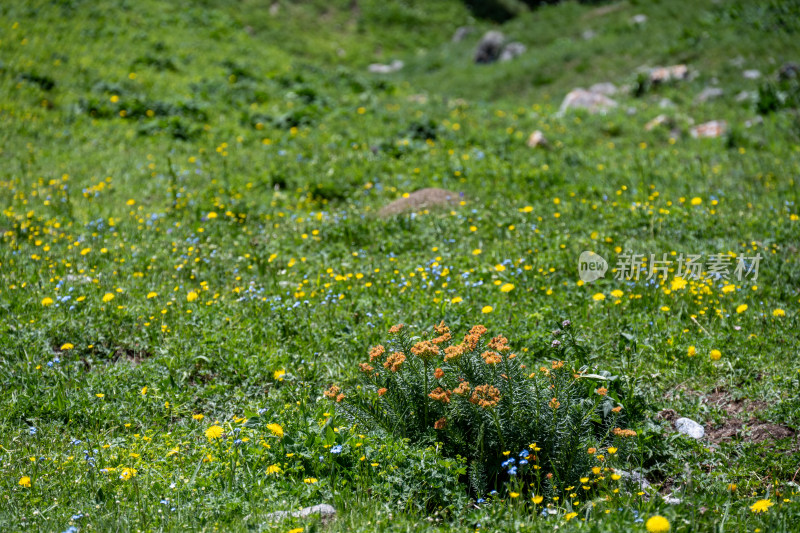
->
[565,512,578,521]
[531,495,543,504]
[481,305,493,314]
[500,283,515,293]
[750,499,773,513]
[736,304,748,313]
[509,492,519,498]
[192,414,204,421]
[592,293,605,301]
[273,369,286,381]
[187,291,199,302]
[102,293,115,303]
[266,464,282,475]
[710,349,721,361]
[645,515,670,532]
[19,476,31,488]
[205,425,223,440]
[687,346,696,357]
[267,423,284,438]
[147,292,157,299]
[691,197,702,206]
[60,343,74,350]
[41,297,54,306]
[773,309,785,317]
[303,477,318,484]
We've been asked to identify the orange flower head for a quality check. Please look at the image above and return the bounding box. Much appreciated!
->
[596,387,608,396]
[388,323,404,334]
[434,417,447,430]
[369,345,386,362]
[488,335,510,352]
[383,352,406,373]
[411,340,440,362]
[324,385,341,399]
[434,367,445,379]
[359,362,374,373]
[481,351,502,365]
[453,381,471,396]
[377,387,388,396]
[428,387,452,404]
[470,384,500,408]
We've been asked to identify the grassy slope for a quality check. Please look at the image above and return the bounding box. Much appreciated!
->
[1,0,800,531]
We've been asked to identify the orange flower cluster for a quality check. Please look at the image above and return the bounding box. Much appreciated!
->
[432,321,452,344]
[596,387,608,396]
[470,384,500,408]
[383,351,406,372]
[324,385,345,402]
[411,340,440,361]
[434,367,445,379]
[549,397,560,409]
[359,363,374,373]
[428,387,452,403]
[611,406,622,413]
[613,427,637,438]
[463,324,488,350]
[481,351,502,365]
[444,343,467,362]
[551,360,564,370]
[369,345,385,362]
[388,323,404,334]
[378,387,387,396]
[487,335,510,352]
[434,417,447,430]
[453,381,471,396]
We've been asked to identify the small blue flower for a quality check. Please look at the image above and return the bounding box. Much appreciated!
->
[29,427,37,435]
[519,449,529,458]
[507,466,517,476]
[477,498,486,504]
[519,459,528,466]
[234,439,243,446]
[330,445,342,454]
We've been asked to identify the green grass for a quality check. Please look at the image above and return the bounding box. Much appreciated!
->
[1,0,800,531]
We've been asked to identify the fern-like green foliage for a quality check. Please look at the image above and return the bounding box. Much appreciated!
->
[327,321,635,496]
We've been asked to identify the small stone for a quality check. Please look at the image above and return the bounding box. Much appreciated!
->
[368,60,404,74]
[695,87,724,103]
[631,14,648,24]
[582,29,597,40]
[675,417,705,439]
[500,42,526,62]
[644,114,670,131]
[526,130,549,148]
[659,98,676,109]
[743,69,761,79]
[650,64,690,84]
[736,91,755,103]
[265,504,336,524]
[690,120,727,139]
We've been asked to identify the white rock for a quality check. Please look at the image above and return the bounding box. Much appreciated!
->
[645,114,669,131]
[500,42,526,62]
[675,417,705,439]
[368,60,404,74]
[743,69,761,79]
[265,504,336,523]
[559,88,618,114]
[631,14,648,24]
[526,130,548,148]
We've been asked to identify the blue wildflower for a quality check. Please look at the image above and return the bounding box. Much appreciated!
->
[330,445,342,454]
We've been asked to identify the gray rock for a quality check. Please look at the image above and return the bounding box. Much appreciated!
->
[582,29,597,40]
[500,42,526,62]
[265,504,336,524]
[559,88,618,114]
[631,14,648,24]
[474,31,505,64]
[616,469,650,491]
[452,26,473,43]
[743,69,761,79]
[589,82,618,96]
[695,87,724,103]
[658,98,676,109]
[675,417,705,439]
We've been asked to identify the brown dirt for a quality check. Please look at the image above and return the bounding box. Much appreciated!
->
[702,389,795,445]
[378,188,463,217]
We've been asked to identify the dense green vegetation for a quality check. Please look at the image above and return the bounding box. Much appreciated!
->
[1,0,799,531]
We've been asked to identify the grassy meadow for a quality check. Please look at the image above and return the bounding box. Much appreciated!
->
[1,0,800,531]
